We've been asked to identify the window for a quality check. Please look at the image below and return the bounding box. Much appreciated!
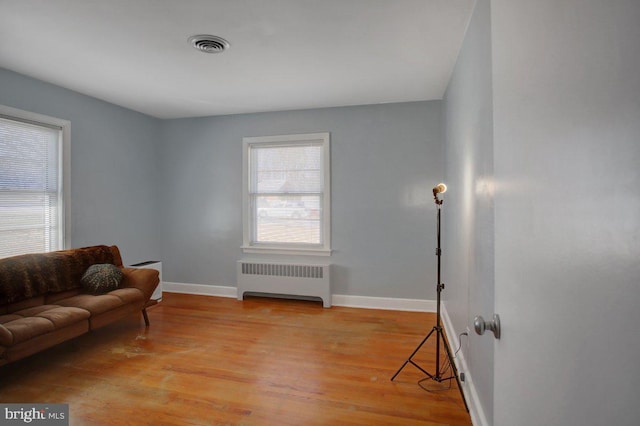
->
[0,105,70,258]
[242,133,330,256]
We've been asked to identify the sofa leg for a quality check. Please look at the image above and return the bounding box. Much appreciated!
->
[142,308,150,327]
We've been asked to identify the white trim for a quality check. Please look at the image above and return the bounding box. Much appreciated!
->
[441,302,489,426]
[241,246,332,257]
[162,282,435,312]
[332,295,435,312]
[62,121,71,250]
[163,282,237,298]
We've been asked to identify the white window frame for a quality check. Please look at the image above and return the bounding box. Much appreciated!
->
[0,104,71,255]
[242,132,331,256]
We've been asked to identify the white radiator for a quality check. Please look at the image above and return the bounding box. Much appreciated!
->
[236,260,331,307]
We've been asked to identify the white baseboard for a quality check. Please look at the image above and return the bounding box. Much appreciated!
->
[332,294,435,312]
[441,303,489,426]
[163,282,237,298]
[162,282,435,312]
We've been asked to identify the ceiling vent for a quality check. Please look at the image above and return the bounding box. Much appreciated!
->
[188,35,230,54]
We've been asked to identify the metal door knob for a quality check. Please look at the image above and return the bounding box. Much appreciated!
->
[474,314,501,339]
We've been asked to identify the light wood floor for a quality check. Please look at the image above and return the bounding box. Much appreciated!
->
[0,293,471,425]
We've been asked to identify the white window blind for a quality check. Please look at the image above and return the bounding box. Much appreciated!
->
[243,133,331,255]
[0,115,64,258]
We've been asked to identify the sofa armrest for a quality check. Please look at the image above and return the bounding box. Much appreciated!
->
[120,268,160,302]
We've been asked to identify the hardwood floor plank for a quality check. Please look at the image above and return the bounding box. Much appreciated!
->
[0,293,471,425]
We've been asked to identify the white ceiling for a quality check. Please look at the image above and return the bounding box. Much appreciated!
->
[0,0,474,119]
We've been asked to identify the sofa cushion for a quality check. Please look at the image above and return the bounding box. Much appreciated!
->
[11,304,62,317]
[81,264,123,295]
[55,294,124,315]
[0,305,91,346]
[2,317,55,345]
[35,307,90,329]
[6,296,45,314]
[0,314,23,324]
[45,289,81,304]
[108,288,144,303]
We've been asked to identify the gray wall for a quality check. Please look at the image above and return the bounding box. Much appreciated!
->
[0,68,161,265]
[491,0,640,425]
[1,65,444,301]
[158,102,443,299]
[443,0,640,424]
[442,0,494,424]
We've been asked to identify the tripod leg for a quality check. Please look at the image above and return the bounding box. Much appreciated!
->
[391,326,437,381]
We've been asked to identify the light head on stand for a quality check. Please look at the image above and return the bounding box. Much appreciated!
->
[433,183,447,205]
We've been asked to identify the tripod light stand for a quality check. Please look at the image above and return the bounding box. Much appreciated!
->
[391,184,467,406]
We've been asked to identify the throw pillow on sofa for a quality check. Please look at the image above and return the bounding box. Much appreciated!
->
[81,264,123,295]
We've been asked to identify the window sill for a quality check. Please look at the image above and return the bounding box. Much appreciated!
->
[241,246,332,257]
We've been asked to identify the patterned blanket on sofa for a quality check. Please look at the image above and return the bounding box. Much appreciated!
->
[0,245,117,305]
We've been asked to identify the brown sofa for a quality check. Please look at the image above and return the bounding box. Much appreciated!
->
[0,245,160,366]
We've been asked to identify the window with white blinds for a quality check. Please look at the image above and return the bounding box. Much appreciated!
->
[242,133,331,255]
[0,107,69,259]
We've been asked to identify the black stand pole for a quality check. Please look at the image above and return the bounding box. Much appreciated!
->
[391,194,468,412]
